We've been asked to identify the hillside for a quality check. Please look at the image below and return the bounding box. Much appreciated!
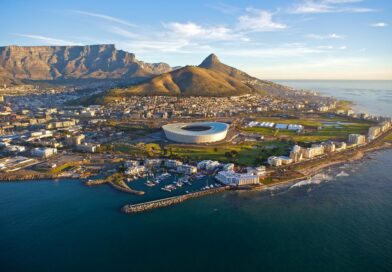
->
[0,44,171,85]
[101,54,265,101]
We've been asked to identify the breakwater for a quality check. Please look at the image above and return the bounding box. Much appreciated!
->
[110,181,145,195]
[122,186,229,213]
[85,179,108,186]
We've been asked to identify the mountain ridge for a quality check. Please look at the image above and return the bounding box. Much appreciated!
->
[0,44,172,85]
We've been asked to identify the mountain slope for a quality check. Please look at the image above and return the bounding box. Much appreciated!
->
[198,53,256,82]
[102,54,262,101]
[0,44,171,85]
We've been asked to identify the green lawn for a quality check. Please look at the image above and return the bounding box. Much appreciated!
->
[293,123,371,143]
[242,115,372,144]
[165,141,291,166]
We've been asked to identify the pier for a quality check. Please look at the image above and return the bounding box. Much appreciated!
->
[122,186,229,213]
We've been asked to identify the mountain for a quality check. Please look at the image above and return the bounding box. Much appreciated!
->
[198,53,256,82]
[101,54,263,101]
[0,44,171,85]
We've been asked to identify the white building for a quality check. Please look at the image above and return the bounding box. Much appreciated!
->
[197,160,220,170]
[5,145,26,153]
[164,159,182,169]
[176,164,197,175]
[215,171,259,186]
[125,165,146,176]
[223,163,235,171]
[247,166,266,177]
[31,147,57,158]
[348,134,366,145]
[268,156,282,167]
[368,126,381,141]
[144,159,162,168]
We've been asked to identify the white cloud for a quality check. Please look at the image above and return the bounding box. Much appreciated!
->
[209,2,240,14]
[289,0,375,14]
[73,10,136,27]
[109,26,139,38]
[237,8,287,32]
[371,22,388,27]
[15,34,79,45]
[307,33,344,39]
[163,22,244,41]
[219,43,324,58]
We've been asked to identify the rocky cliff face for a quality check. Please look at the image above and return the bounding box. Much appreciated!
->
[0,44,171,84]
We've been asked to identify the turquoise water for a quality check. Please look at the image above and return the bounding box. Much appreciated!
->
[1,80,392,271]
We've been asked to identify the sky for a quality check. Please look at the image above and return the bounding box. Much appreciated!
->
[0,0,391,80]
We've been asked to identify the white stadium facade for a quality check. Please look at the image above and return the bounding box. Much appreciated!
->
[162,122,229,144]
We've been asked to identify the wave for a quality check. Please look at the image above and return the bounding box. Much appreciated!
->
[336,171,349,177]
[290,173,334,188]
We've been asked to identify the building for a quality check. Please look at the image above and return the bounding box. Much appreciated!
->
[335,142,347,151]
[125,165,146,176]
[290,145,303,162]
[197,160,220,170]
[46,119,77,129]
[268,156,282,167]
[348,134,366,145]
[144,158,162,169]
[164,159,182,169]
[31,147,57,158]
[176,164,197,175]
[66,134,85,146]
[125,160,139,168]
[368,126,381,141]
[162,122,229,144]
[322,142,336,153]
[76,143,99,153]
[303,144,325,159]
[223,163,235,171]
[4,145,26,153]
[215,171,259,186]
[247,166,266,177]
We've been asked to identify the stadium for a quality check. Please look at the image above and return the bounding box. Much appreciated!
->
[162,122,230,144]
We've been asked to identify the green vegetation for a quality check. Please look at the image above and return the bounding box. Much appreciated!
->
[165,141,291,166]
[49,162,79,175]
[292,123,371,143]
[336,100,353,111]
[242,127,298,137]
[241,114,373,144]
[384,133,392,142]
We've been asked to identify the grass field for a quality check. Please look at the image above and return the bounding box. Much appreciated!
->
[242,115,373,143]
[165,141,292,166]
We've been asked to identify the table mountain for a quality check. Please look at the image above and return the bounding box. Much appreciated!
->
[0,44,171,85]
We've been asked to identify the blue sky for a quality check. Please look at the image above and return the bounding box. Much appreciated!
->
[0,0,391,79]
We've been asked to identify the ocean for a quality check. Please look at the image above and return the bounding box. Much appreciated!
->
[1,81,392,272]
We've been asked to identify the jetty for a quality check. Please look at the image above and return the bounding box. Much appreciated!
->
[122,186,229,213]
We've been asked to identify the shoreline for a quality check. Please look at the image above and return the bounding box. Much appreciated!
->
[266,142,392,189]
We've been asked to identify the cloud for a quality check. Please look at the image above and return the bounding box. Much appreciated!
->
[73,10,136,27]
[219,43,325,58]
[237,8,287,31]
[163,22,244,41]
[109,26,139,38]
[307,33,344,39]
[289,0,376,14]
[14,34,79,45]
[209,2,240,14]
[371,22,388,27]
